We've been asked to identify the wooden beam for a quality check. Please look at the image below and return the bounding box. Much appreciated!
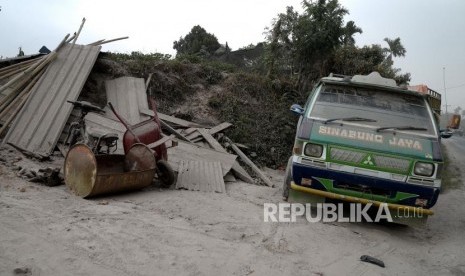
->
[146,134,174,149]
[87,39,106,46]
[96,36,129,45]
[0,58,39,77]
[71,18,86,47]
[182,127,198,136]
[145,73,153,92]
[224,137,274,187]
[159,119,193,143]
[198,129,254,184]
[185,122,232,141]
[140,108,204,128]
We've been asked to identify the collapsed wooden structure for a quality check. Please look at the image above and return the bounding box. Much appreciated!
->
[0,19,274,193]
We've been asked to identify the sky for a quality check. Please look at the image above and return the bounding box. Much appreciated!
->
[1,0,464,112]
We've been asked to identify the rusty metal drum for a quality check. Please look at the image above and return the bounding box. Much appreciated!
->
[64,143,156,198]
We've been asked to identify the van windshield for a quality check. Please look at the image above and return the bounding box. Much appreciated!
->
[309,84,436,136]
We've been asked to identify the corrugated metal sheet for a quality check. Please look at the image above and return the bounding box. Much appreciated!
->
[176,160,225,193]
[167,140,236,177]
[3,43,101,156]
[104,77,150,125]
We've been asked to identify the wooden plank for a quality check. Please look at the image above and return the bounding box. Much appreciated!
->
[185,122,232,141]
[176,160,225,193]
[0,57,40,76]
[234,142,250,150]
[95,36,129,46]
[225,137,274,187]
[160,119,192,143]
[182,127,198,135]
[198,129,254,184]
[167,140,236,177]
[158,113,204,128]
[191,137,203,143]
[146,134,174,149]
[145,73,153,91]
[139,108,203,128]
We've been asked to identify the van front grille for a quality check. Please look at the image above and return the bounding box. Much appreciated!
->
[330,147,411,174]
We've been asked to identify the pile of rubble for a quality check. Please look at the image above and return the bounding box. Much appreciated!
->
[0,19,273,197]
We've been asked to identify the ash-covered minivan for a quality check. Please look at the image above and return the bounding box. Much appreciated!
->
[284,72,449,222]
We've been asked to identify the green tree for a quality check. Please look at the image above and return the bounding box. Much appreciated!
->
[341,21,362,45]
[330,44,410,85]
[383,37,406,68]
[265,0,362,90]
[265,6,299,77]
[383,37,406,59]
[173,25,220,56]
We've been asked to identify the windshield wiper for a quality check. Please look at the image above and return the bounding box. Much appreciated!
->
[376,126,428,132]
[324,117,377,124]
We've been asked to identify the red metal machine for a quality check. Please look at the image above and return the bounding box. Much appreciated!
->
[108,98,175,187]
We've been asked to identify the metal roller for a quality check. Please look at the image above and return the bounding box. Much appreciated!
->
[64,143,156,198]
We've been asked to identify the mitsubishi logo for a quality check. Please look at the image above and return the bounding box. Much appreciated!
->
[362,155,375,166]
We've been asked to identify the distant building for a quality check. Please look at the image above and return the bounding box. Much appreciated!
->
[39,46,51,54]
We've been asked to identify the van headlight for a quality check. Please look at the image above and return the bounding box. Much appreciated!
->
[414,162,434,177]
[304,143,323,158]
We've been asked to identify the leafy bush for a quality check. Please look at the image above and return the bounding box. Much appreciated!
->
[210,73,306,167]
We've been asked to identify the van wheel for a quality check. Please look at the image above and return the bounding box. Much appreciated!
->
[283,157,293,201]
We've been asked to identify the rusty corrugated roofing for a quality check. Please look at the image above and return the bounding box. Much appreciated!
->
[3,43,101,156]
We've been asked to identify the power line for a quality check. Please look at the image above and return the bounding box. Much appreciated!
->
[446,83,465,90]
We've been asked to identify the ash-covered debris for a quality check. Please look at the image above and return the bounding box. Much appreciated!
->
[18,167,63,187]
[0,145,63,186]
[0,145,22,167]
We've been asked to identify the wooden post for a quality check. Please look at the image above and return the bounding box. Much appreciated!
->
[224,137,274,187]
[95,36,129,45]
[159,119,193,143]
[71,18,86,46]
[145,73,153,92]
[87,39,106,46]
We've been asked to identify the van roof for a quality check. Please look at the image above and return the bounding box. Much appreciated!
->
[320,72,424,98]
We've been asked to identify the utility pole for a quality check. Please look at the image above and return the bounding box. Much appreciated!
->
[443,67,449,127]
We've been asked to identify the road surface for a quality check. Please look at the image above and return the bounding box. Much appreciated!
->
[0,139,464,276]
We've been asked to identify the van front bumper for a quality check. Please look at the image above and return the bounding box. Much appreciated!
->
[292,162,440,209]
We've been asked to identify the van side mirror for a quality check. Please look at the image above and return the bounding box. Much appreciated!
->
[290,104,304,116]
[440,129,452,139]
